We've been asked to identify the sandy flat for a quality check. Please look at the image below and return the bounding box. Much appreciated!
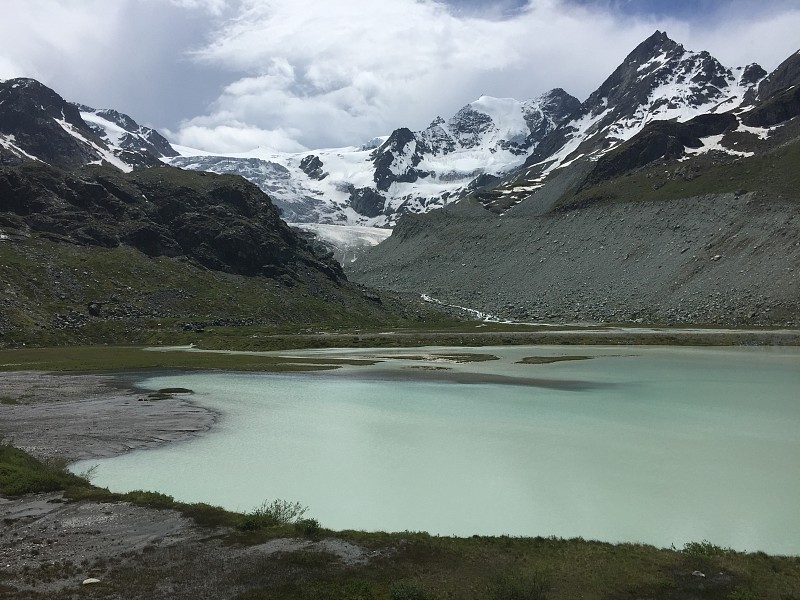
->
[0,371,216,463]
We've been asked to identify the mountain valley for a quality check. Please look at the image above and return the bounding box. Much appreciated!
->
[3,32,799,338]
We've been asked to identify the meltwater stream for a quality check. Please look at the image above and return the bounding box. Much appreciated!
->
[71,345,800,554]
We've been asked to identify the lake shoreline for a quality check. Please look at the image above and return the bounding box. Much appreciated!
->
[1,343,800,598]
[0,370,217,464]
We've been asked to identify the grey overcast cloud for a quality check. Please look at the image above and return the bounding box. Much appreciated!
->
[1,0,798,152]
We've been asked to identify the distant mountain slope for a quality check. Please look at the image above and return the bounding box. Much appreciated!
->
[169,89,580,226]
[0,78,177,172]
[0,79,445,346]
[348,39,800,326]
[480,31,769,211]
[0,162,443,346]
[349,138,800,326]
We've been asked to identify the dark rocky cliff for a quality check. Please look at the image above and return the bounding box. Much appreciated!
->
[0,163,344,282]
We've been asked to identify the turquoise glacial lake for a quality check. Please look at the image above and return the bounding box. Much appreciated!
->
[71,345,800,554]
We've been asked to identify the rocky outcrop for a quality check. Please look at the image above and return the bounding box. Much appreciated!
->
[346,185,386,218]
[299,154,327,180]
[755,50,800,99]
[0,163,345,282]
[0,79,103,169]
[742,51,800,128]
[583,113,738,186]
[372,128,428,192]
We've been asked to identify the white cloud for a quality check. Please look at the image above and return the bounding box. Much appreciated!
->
[0,1,126,83]
[170,122,307,153]
[176,0,800,152]
[166,0,231,15]
[1,0,798,153]
[174,0,661,151]
[683,8,800,71]
[0,56,26,81]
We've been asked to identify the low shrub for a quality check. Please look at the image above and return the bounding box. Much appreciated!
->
[487,570,550,600]
[180,502,239,528]
[390,580,430,600]
[681,539,733,557]
[239,498,309,530]
[122,490,176,509]
[297,517,322,536]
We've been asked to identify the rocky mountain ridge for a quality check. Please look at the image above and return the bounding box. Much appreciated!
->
[169,89,580,226]
[168,31,786,233]
[478,31,771,211]
[348,36,800,326]
[0,78,175,172]
[0,79,445,346]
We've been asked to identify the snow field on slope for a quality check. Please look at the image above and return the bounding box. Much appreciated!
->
[53,117,132,172]
[469,96,530,143]
[80,111,128,147]
[0,133,42,161]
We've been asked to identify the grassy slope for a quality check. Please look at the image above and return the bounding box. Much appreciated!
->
[558,130,800,211]
[0,234,455,348]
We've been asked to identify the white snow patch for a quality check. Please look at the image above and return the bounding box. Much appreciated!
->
[80,111,127,147]
[469,96,529,143]
[636,51,669,73]
[735,122,770,139]
[53,117,132,172]
[0,133,43,162]
[684,134,754,158]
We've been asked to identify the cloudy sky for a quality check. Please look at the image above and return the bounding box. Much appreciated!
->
[1,0,798,152]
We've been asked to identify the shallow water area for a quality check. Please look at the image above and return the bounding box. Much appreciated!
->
[72,345,800,554]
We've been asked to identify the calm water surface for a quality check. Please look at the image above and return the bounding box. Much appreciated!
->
[71,345,800,554]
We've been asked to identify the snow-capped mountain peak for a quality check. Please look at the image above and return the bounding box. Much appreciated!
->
[520,31,766,183]
[0,78,177,172]
[170,88,580,226]
[76,104,179,166]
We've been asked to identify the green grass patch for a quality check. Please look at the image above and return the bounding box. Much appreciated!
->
[0,232,461,349]
[0,439,94,496]
[0,344,377,372]
[561,136,800,210]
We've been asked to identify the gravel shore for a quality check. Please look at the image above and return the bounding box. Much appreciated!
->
[0,371,380,598]
[0,371,216,463]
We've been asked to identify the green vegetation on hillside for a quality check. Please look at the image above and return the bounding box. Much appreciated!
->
[0,234,454,349]
[558,135,800,211]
